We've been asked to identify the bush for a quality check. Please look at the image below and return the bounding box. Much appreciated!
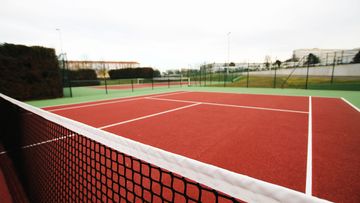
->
[0,43,62,100]
[108,67,157,79]
[305,53,321,65]
[67,69,97,80]
[61,68,99,87]
[352,51,360,63]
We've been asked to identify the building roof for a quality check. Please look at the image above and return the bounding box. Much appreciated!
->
[67,60,139,64]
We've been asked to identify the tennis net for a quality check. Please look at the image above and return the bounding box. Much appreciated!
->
[137,77,190,87]
[0,93,328,203]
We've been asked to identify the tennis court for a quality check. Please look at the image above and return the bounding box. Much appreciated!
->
[38,91,360,202]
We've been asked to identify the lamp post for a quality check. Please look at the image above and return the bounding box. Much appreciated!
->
[223,32,231,87]
[56,28,63,55]
[227,32,231,65]
[227,32,231,74]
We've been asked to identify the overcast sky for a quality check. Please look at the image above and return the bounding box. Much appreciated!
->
[1,0,359,70]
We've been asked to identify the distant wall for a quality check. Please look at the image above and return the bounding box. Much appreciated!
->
[250,63,360,76]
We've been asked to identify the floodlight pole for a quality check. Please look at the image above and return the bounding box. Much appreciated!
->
[56,28,63,55]
[227,32,231,75]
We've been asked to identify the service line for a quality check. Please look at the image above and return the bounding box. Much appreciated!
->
[146,97,308,114]
[99,102,201,129]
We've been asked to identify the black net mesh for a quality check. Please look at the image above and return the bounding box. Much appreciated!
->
[0,97,241,203]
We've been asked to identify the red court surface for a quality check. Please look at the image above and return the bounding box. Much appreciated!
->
[43,91,360,202]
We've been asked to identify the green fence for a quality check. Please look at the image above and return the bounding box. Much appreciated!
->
[186,62,360,91]
[62,77,190,98]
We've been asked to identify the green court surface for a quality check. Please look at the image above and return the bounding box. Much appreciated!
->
[26,86,360,109]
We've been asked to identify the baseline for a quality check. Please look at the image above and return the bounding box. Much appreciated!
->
[45,91,190,112]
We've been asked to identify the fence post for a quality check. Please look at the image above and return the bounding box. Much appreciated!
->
[218,68,221,84]
[325,53,329,66]
[199,67,202,86]
[62,54,73,97]
[180,74,182,87]
[223,67,227,87]
[103,65,108,94]
[204,63,207,86]
[210,69,212,85]
[330,52,337,84]
[104,76,108,94]
[246,63,250,88]
[273,65,277,88]
[131,79,134,92]
[305,60,310,89]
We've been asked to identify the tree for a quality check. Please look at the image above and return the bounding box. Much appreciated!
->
[153,69,161,77]
[352,51,360,63]
[264,55,271,69]
[166,70,174,75]
[305,53,320,65]
[274,60,282,68]
[97,68,108,78]
[229,62,235,66]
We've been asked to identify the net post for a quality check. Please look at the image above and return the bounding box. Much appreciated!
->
[168,77,170,88]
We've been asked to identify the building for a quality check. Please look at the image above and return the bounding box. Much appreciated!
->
[67,61,140,70]
[203,62,265,72]
[293,48,360,65]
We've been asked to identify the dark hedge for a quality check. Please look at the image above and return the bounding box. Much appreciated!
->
[0,43,62,100]
[62,69,100,87]
[108,67,160,79]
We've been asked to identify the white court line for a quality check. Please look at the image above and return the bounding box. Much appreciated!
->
[0,134,76,155]
[49,97,145,112]
[0,102,200,155]
[48,91,189,112]
[306,96,313,195]
[146,97,308,114]
[99,102,202,129]
[40,91,189,109]
[341,97,360,112]
[146,91,190,98]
